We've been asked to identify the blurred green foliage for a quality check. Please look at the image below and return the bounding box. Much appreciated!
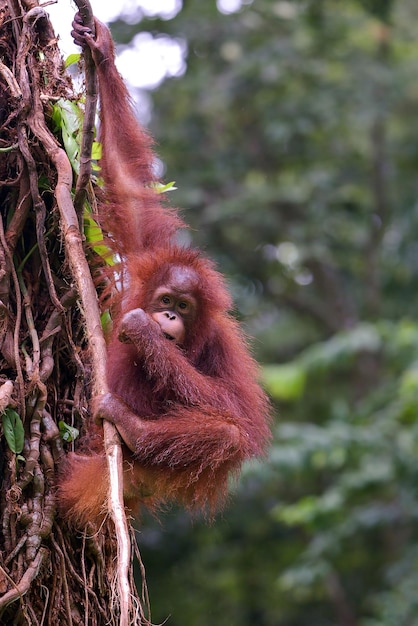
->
[110,0,418,624]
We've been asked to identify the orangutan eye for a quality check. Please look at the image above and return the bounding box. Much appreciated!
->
[178,301,189,312]
[161,295,172,306]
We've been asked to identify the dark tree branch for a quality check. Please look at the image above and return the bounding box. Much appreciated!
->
[73,0,99,216]
[365,28,391,318]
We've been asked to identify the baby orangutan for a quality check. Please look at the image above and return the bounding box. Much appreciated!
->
[58,13,271,526]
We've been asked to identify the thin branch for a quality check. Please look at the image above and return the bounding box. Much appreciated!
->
[0,547,48,611]
[49,114,133,626]
[0,203,25,417]
[68,3,133,621]
[17,7,132,619]
[73,0,98,216]
[15,17,63,314]
[5,166,31,255]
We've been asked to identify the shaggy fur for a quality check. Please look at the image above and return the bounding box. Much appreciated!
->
[58,15,271,527]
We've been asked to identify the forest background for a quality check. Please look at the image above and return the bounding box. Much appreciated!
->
[58,0,418,624]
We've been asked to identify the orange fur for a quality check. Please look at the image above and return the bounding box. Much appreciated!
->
[58,454,109,526]
[58,15,271,528]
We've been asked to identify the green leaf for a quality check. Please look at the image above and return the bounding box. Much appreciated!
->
[2,408,24,454]
[101,310,113,334]
[91,141,102,161]
[59,420,79,443]
[263,363,306,400]
[84,212,115,266]
[152,181,177,194]
[65,53,81,68]
[52,98,83,173]
[299,323,381,373]
[399,362,418,397]
[274,490,343,527]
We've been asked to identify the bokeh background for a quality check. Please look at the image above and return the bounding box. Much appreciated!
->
[56,1,418,624]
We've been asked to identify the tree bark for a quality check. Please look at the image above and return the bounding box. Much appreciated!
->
[0,2,148,623]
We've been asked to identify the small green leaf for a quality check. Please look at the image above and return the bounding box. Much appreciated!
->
[101,310,113,334]
[263,363,306,401]
[0,143,18,153]
[2,408,24,454]
[65,53,81,68]
[91,141,102,161]
[51,104,62,129]
[399,363,418,396]
[84,213,115,266]
[59,421,79,443]
[152,181,177,194]
[52,98,83,173]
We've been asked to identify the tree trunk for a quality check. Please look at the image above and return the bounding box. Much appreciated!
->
[0,2,146,623]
